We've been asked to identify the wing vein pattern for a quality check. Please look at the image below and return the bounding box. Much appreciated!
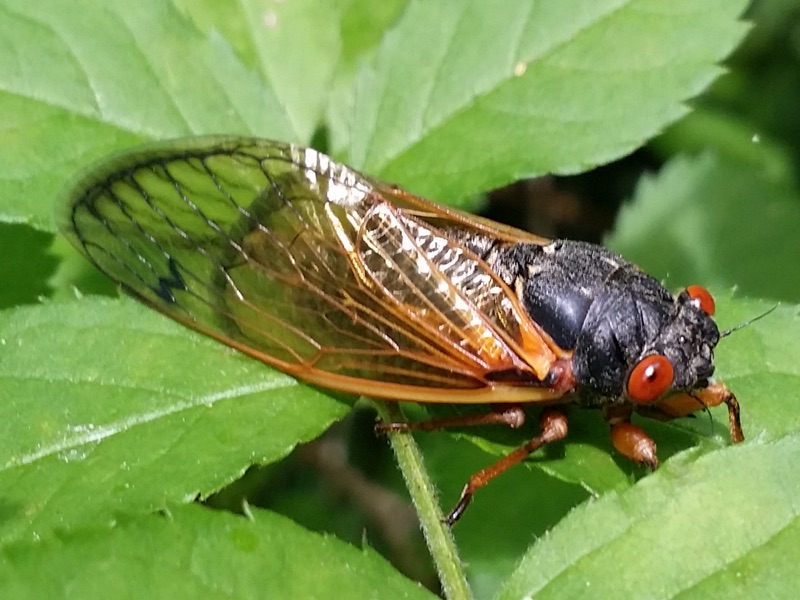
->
[62,138,559,402]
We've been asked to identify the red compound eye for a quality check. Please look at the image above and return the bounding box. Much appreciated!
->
[687,285,715,316]
[627,355,674,403]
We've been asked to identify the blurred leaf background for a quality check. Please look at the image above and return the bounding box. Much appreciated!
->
[1,0,799,598]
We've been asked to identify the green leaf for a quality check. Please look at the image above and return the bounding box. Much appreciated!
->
[0,504,436,599]
[323,0,410,155]
[0,225,57,308]
[1,0,750,229]
[653,107,795,183]
[172,0,342,143]
[0,298,349,544]
[496,434,800,599]
[608,153,800,302]
[0,0,298,230]
[349,0,750,204]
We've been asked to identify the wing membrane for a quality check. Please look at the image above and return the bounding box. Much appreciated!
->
[61,137,562,403]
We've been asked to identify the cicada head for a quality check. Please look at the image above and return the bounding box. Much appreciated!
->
[646,287,720,391]
[571,278,722,406]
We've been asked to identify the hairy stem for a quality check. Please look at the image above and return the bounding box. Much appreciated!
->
[374,401,472,600]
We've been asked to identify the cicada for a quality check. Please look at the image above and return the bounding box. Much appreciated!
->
[60,137,743,524]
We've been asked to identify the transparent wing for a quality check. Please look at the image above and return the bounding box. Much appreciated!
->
[60,137,564,403]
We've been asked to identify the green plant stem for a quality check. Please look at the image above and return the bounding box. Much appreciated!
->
[374,401,473,600]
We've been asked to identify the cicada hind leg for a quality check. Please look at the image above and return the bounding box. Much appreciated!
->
[377,406,569,525]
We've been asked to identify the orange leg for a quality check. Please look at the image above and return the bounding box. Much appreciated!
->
[377,406,569,525]
[604,404,659,469]
[641,382,744,444]
[696,383,744,443]
[609,421,659,470]
[726,394,744,443]
[376,404,527,433]
[444,410,568,525]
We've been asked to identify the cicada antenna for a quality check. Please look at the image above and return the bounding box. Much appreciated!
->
[720,304,778,338]
[674,391,730,440]
[685,390,715,436]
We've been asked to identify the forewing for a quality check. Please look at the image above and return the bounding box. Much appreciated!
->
[60,137,561,403]
[356,202,559,379]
